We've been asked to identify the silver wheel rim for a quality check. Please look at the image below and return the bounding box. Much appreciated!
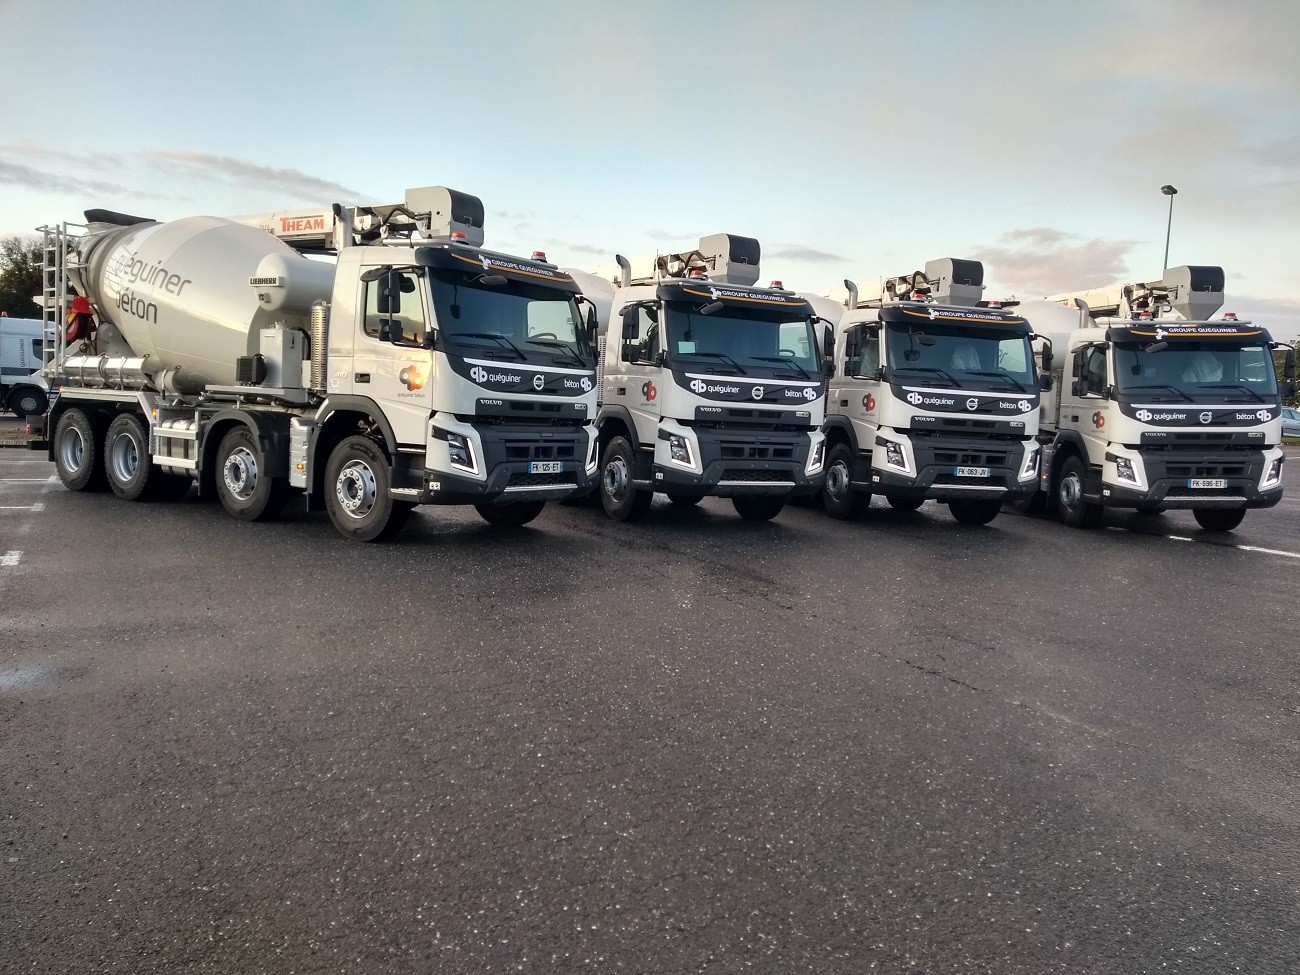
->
[826,460,849,501]
[1059,471,1082,509]
[336,459,378,519]
[109,430,140,483]
[603,455,629,502]
[18,395,38,414]
[59,425,85,474]
[223,446,259,501]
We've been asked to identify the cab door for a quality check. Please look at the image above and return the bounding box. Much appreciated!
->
[351,269,434,447]
[836,323,882,453]
[1062,344,1109,459]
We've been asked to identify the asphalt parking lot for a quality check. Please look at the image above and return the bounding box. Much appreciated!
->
[2,415,1298,974]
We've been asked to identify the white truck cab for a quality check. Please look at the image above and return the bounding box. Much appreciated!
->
[0,316,49,416]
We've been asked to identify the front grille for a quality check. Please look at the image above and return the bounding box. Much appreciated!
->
[932,450,1009,467]
[503,440,576,461]
[719,468,792,483]
[719,442,795,461]
[506,471,572,488]
[1163,463,1247,478]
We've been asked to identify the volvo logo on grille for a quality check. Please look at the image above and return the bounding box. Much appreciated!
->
[751,386,764,401]
[1199,411,1213,424]
[966,397,979,411]
[533,374,545,391]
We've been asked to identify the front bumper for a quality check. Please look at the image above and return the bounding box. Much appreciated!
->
[866,432,1038,502]
[652,423,825,497]
[1099,446,1283,510]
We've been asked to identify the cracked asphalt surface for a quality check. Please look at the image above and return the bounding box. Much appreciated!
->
[2,421,1299,974]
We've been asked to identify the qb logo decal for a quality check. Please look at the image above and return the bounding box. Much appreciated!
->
[1092,411,1105,429]
[470,366,487,383]
[399,365,425,391]
[864,393,876,411]
[690,379,708,394]
[642,381,657,401]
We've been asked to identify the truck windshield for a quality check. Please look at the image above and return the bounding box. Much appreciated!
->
[885,322,1035,391]
[1114,342,1278,402]
[428,268,592,365]
[663,304,820,378]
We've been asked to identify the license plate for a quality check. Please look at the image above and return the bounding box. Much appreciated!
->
[1187,478,1227,489]
[529,461,563,474]
[954,466,991,478]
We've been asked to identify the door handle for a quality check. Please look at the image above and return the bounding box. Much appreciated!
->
[356,373,371,383]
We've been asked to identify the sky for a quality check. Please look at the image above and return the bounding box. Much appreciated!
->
[1,0,1298,339]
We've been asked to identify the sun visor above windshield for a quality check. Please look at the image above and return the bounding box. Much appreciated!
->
[659,281,813,315]
[416,246,581,292]
[882,303,1028,330]
[1108,322,1272,344]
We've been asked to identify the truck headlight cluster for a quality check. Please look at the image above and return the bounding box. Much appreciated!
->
[446,432,477,473]
[806,439,825,475]
[1261,456,1284,489]
[1114,456,1138,484]
[1019,448,1039,481]
[884,441,908,472]
[668,433,693,467]
[586,435,599,474]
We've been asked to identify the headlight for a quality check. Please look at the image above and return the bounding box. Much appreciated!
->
[586,435,599,473]
[446,432,476,473]
[1114,456,1138,484]
[806,438,825,474]
[1019,447,1039,481]
[668,433,693,467]
[1261,456,1284,489]
[884,441,908,472]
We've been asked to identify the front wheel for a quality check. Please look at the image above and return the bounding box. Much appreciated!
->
[1056,456,1103,529]
[887,496,925,512]
[821,442,871,520]
[600,436,652,522]
[1193,508,1246,532]
[948,498,1002,526]
[215,427,289,522]
[324,435,411,542]
[475,500,546,527]
[7,385,47,418]
[733,495,786,521]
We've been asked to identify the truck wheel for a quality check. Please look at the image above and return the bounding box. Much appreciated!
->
[104,413,163,502]
[600,436,652,522]
[1056,456,1103,529]
[54,408,108,492]
[666,493,702,506]
[948,498,1002,525]
[887,496,925,512]
[475,500,546,527]
[7,386,47,418]
[732,495,786,521]
[1193,508,1246,532]
[215,427,289,522]
[822,443,871,519]
[324,434,411,541]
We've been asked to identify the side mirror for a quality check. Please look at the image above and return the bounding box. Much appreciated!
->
[379,319,403,344]
[376,271,401,315]
[622,342,641,363]
[822,329,835,359]
[621,308,638,341]
[823,359,836,379]
[1040,344,1053,373]
[1039,373,1054,392]
[1070,379,1084,397]
[585,305,599,339]
[1285,347,1297,381]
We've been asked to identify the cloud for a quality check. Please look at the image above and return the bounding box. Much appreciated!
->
[645,229,704,243]
[768,246,849,263]
[147,150,364,202]
[977,228,1136,297]
[562,242,608,257]
[0,159,125,196]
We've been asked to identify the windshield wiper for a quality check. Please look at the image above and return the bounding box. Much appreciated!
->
[683,351,747,375]
[1200,382,1266,403]
[1128,383,1194,403]
[526,337,587,367]
[452,332,526,360]
[748,354,811,380]
[893,365,958,387]
[964,369,1028,393]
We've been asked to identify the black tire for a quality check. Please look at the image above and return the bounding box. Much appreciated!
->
[475,500,546,527]
[599,436,653,522]
[948,498,1002,526]
[666,493,702,506]
[7,385,47,418]
[53,408,108,492]
[324,434,410,542]
[1193,508,1246,532]
[887,496,925,512]
[732,495,786,521]
[214,426,289,522]
[1055,455,1103,529]
[821,442,871,520]
[104,413,164,502]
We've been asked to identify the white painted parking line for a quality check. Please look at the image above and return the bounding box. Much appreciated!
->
[1,551,21,567]
[0,478,57,483]
[0,503,44,512]
[1236,544,1300,560]
[1107,525,1300,560]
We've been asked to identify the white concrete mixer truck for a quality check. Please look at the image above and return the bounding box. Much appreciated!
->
[32,186,599,541]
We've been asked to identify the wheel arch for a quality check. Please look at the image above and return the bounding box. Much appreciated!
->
[198,410,291,497]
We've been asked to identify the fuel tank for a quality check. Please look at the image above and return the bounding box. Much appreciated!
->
[70,215,336,393]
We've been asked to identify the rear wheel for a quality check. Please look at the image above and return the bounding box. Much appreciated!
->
[214,427,289,522]
[821,442,871,520]
[475,500,546,527]
[733,495,786,521]
[54,408,107,492]
[324,435,411,542]
[7,385,47,418]
[104,413,163,502]
[948,498,1002,526]
[1056,455,1103,529]
[1193,508,1246,532]
[666,493,702,506]
[887,496,925,512]
[600,436,652,522]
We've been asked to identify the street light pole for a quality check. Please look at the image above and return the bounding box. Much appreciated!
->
[1161,184,1178,271]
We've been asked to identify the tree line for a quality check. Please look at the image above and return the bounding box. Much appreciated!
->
[0,236,43,319]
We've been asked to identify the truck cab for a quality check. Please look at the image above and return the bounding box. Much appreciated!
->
[0,316,49,417]
[819,259,1042,525]
[569,234,827,522]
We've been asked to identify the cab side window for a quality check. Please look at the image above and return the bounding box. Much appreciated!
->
[363,271,427,345]
[844,326,879,378]
[1081,346,1107,396]
[622,305,658,362]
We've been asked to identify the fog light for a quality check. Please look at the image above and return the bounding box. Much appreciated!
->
[806,439,825,474]
[885,441,908,471]
[1020,447,1039,481]
[446,432,476,472]
[1262,456,1283,489]
[668,433,693,467]
[1115,456,1138,483]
